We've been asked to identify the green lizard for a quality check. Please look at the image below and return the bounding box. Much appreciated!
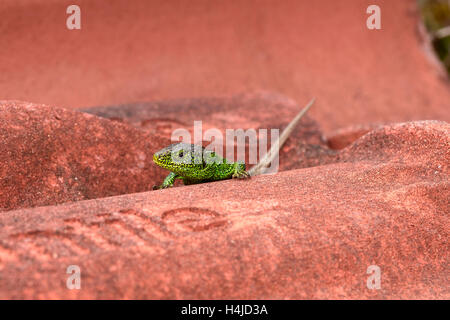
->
[152,98,315,189]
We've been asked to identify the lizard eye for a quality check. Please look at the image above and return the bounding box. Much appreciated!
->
[179,150,184,157]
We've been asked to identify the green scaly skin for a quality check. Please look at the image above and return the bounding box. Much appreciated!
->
[153,142,250,189]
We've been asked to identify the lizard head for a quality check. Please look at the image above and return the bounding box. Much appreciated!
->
[153,142,206,176]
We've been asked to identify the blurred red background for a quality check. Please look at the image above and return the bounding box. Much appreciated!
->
[1,0,449,131]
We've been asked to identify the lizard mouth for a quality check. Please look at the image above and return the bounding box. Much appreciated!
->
[152,154,166,167]
[153,153,177,170]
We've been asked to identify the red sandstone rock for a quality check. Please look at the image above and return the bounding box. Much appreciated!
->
[1,0,449,132]
[0,101,169,211]
[0,94,332,211]
[0,120,447,299]
[325,124,383,150]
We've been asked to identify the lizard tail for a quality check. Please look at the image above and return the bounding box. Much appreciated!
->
[247,97,315,176]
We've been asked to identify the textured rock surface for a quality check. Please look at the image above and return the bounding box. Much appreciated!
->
[0,120,447,299]
[1,0,449,131]
[325,124,383,150]
[0,101,169,211]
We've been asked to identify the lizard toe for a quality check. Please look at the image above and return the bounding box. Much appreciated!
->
[232,171,251,179]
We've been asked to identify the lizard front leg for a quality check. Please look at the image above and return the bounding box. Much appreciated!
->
[231,162,250,179]
[154,172,180,189]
